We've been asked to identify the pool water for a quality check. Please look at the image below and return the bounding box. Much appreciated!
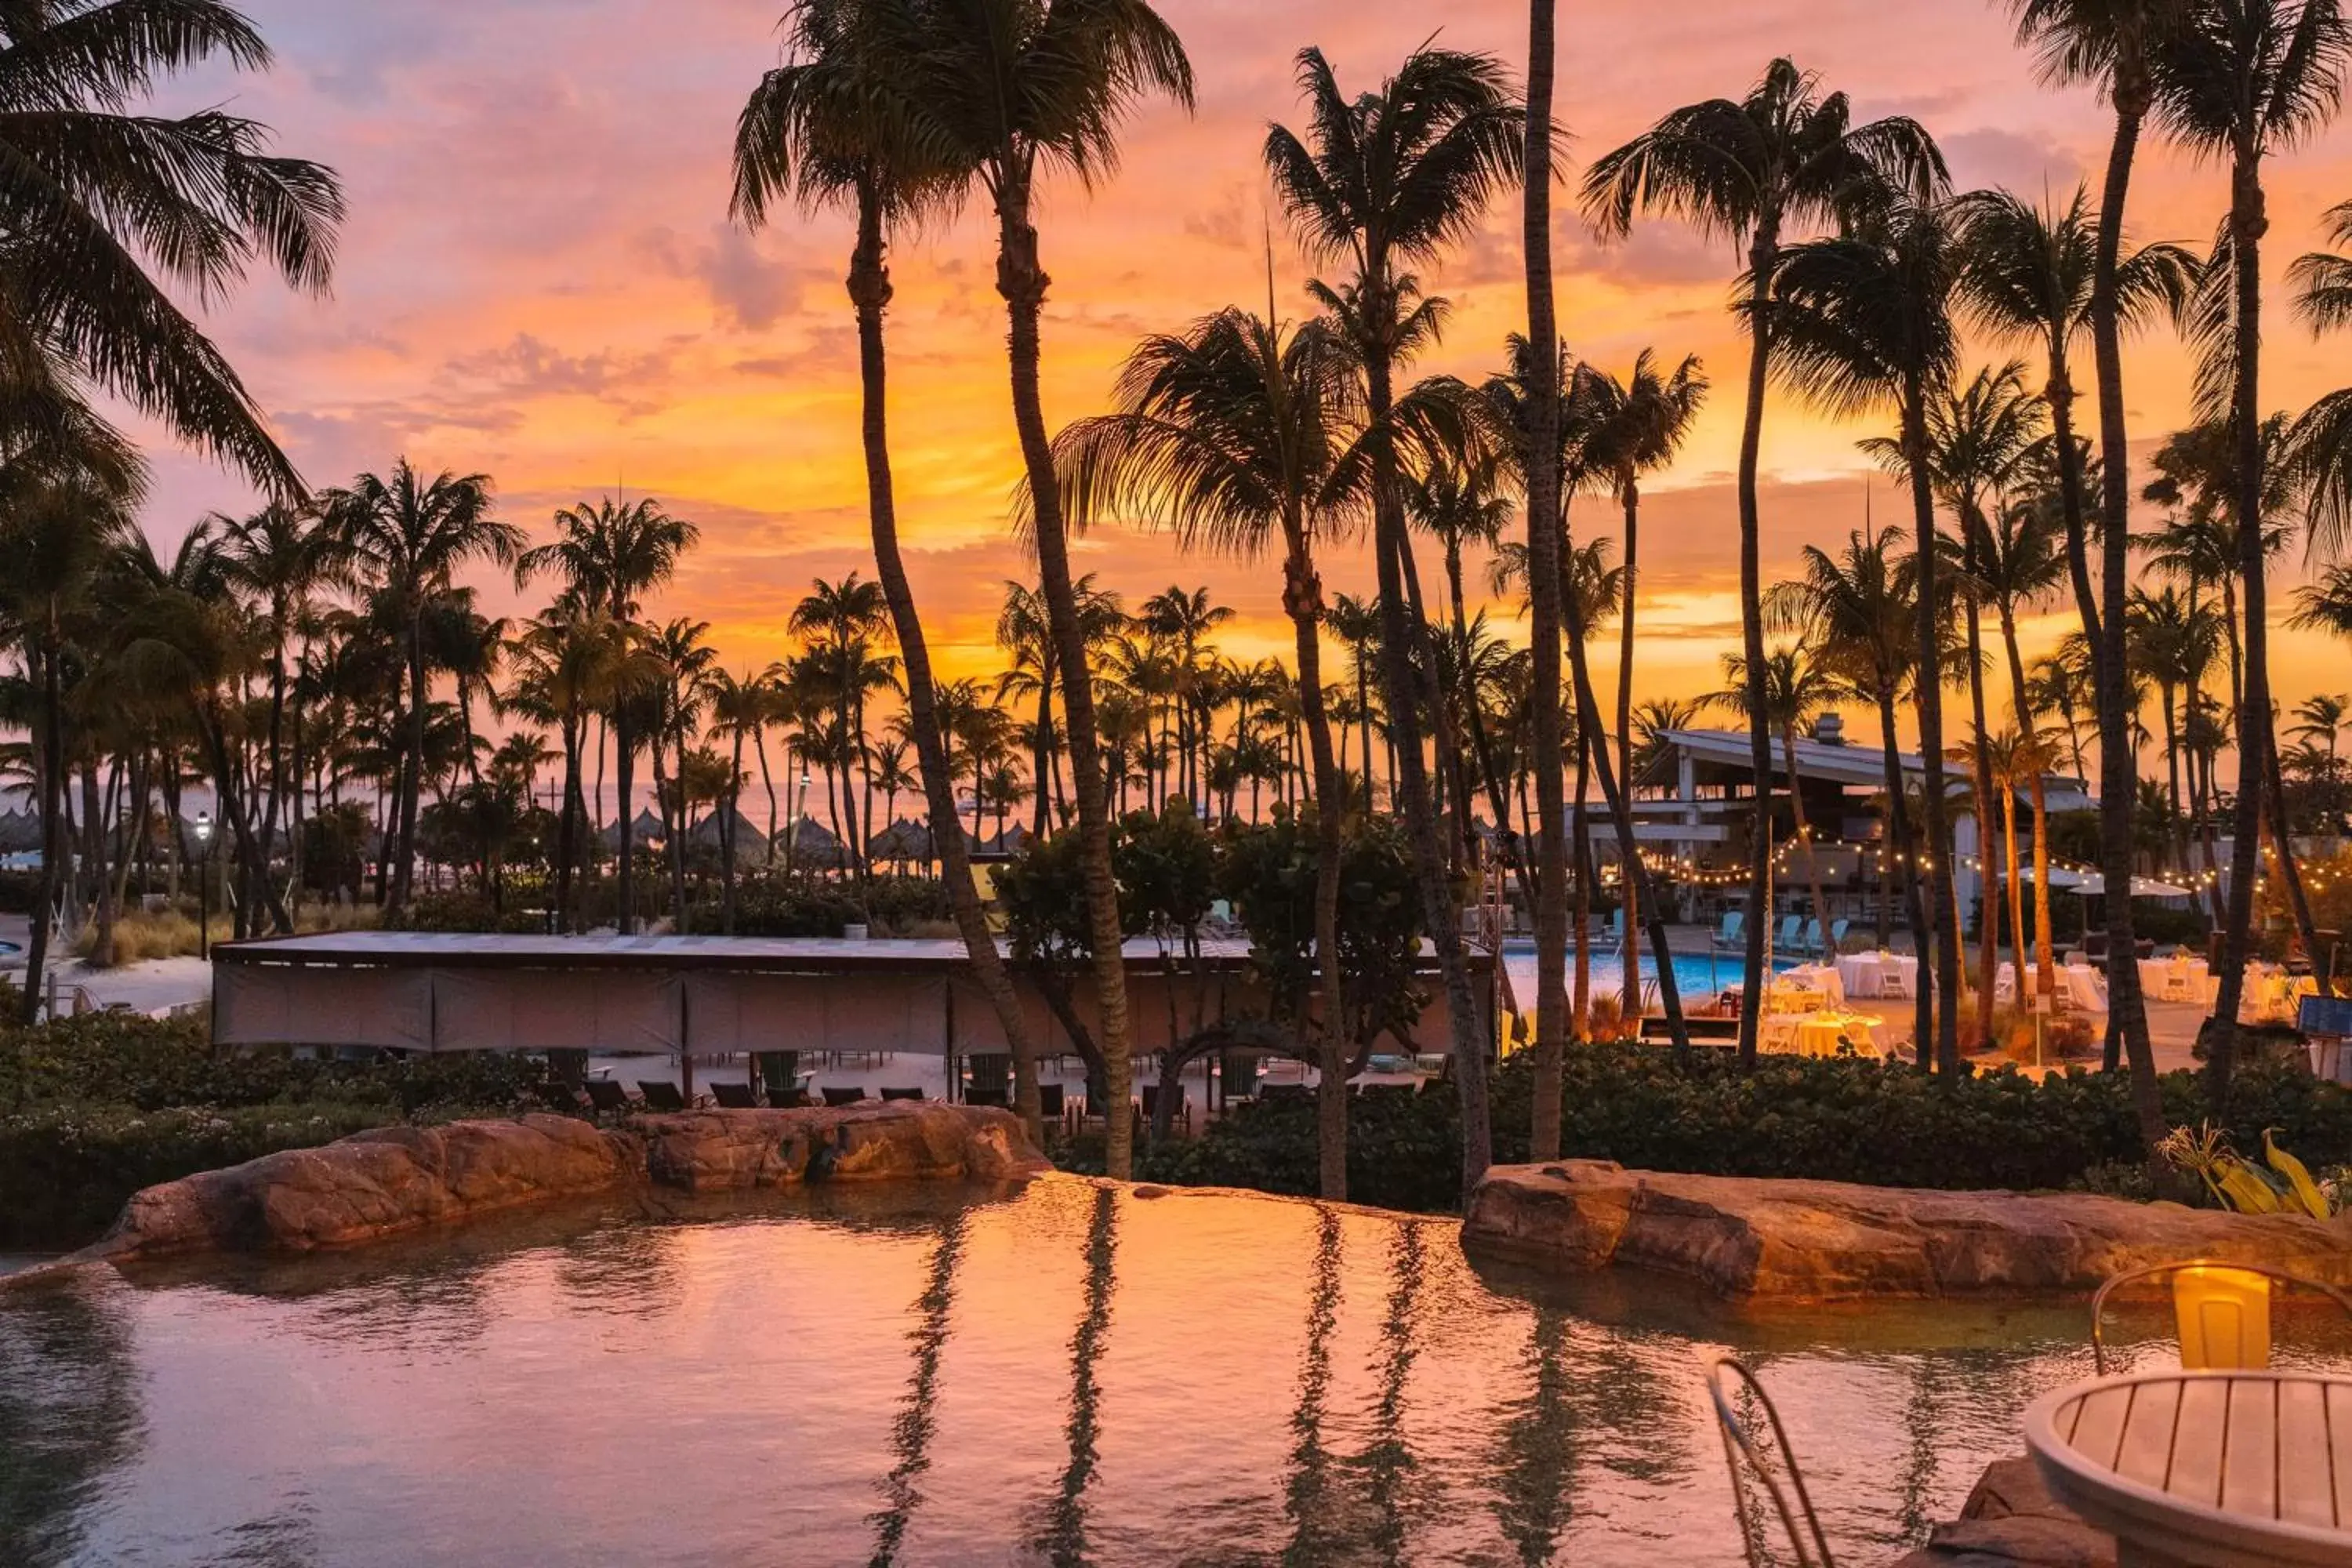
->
[1499,945,1785,1007]
[4,1178,2343,1566]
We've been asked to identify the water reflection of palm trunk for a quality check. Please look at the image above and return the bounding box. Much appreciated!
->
[1283,1207,1346,1563]
[867,1212,967,1566]
[1490,1305,1573,1566]
[1359,1222,1425,1566]
[1036,1185,1119,1568]
[0,1285,145,1563]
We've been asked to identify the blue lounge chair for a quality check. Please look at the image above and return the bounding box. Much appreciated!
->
[1775,914,1804,953]
[1711,909,1745,954]
[1825,917,1850,954]
[1797,918,1824,955]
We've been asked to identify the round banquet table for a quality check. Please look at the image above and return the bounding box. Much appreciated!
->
[2024,1369,2352,1566]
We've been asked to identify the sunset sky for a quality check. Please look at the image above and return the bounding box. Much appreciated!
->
[140,0,2352,741]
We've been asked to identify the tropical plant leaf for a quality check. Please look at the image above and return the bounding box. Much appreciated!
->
[2263,1128,2334,1220]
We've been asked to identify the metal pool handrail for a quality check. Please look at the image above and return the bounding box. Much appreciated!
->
[1708,1356,1836,1568]
[2089,1258,2352,1374]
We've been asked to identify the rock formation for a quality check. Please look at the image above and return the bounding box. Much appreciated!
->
[60,1103,1049,1267]
[1461,1160,2352,1301]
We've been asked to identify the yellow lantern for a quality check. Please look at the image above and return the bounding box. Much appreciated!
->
[2172,1265,2273,1370]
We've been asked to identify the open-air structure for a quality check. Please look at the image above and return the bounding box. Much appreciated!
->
[210,931,1497,1093]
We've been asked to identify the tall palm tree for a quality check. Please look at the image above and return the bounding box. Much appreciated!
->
[1054,307,1368,1198]
[911,0,1192,1178]
[1266,44,1523,1188]
[506,610,644,932]
[2005,0,2193,1107]
[2152,0,2352,1098]
[789,572,892,879]
[326,461,517,913]
[0,0,343,499]
[1571,350,1708,1022]
[1584,59,1944,1069]
[732,0,1054,1134]
[1764,524,1930,961]
[518,495,695,932]
[1949,186,2197,644]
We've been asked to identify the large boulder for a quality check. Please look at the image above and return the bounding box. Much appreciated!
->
[100,1114,643,1258]
[636,1103,1052,1193]
[1462,1160,2352,1301]
[56,1103,1053,1270]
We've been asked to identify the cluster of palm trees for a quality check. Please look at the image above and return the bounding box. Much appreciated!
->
[15,0,2352,1199]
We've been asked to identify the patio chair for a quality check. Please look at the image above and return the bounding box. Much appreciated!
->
[820,1085,868,1108]
[1710,909,1745,954]
[1138,1084,1189,1134]
[1707,1357,1836,1568]
[582,1079,636,1120]
[1797,918,1824,955]
[1826,917,1849,953]
[964,1053,1011,1104]
[879,1086,925,1102]
[1218,1050,1261,1104]
[710,1081,760,1109]
[1036,1083,1066,1126]
[2089,1259,2352,1374]
[635,1080,688,1113]
[1775,914,1804,953]
[765,1085,814,1109]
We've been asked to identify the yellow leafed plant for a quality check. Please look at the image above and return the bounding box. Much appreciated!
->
[2262,1130,2336,1221]
[2155,1123,2323,1217]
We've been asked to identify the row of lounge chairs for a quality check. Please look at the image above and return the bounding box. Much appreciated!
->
[574,1079,935,1119]
[1704,910,1851,958]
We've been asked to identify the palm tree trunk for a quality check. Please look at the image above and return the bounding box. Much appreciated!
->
[1784,726,1833,962]
[995,192,1131,1171]
[1735,243,1780,1069]
[851,189,1045,1138]
[614,708,635,934]
[2089,74,2162,1152]
[1877,688,1933,1063]
[1905,396,1961,1076]
[2206,144,2272,1107]
[2002,613,2056,1000]
[2045,363,2102,650]
[394,623,426,912]
[18,641,60,1025]
[1287,561,1350,1200]
[1520,0,1569,1163]
[1365,336,1494,1192]
[555,720,580,934]
[1966,604,1998,1050]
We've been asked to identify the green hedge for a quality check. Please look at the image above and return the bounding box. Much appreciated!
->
[0,1102,397,1249]
[1112,1045,2352,1214]
[0,1010,561,1248]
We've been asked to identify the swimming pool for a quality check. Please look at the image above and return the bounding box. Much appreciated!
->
[1498,943,1789,1006]
[9,1177,2332,1566]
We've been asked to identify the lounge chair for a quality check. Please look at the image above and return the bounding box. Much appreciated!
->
[582,1079,636,1119]
[879,1086,925,1102]
[710,1081,759,1109]
[820,1085,867,1107]
[635,1080,688,1112]
[1825,917,1849,953]
[1708,1358,1835,1568]
[1219,1050,1261,1102]
[1036,1083,1066,1123]
[766,1085,813,1109]
[964,1052,1011,1105]
[1774,914,1804,953]
[1796,918,1824,955]
[1710,909,1745,954]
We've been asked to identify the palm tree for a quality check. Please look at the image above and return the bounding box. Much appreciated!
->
[1584,58,1944,1070]
[1949,186,2198,645]
[1764,201,1971,1073]
[0,0,343,498]
[1054,307,1368,1198]
[1267,45,1525,1183]
[326,462,518,913]
[2004,0,2196,1117]
[910,0,1192,1178]
[1324,592,1384,802]
[1978,495,2074,998]
[1571,349,1708,1032]
[707,667,771,931]
[1765,524,1934,1015]
[518,494,696,932]
[2152,0,2352,1097]
[732,0,1054,1134]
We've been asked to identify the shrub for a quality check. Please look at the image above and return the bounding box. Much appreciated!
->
[0,1102,395,1248]
[1101,1044,2352,1214]
[386,890,548,934]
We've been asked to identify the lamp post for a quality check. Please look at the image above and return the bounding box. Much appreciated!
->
[194,811,213,960]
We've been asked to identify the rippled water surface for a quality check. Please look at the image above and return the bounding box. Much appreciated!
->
[5,1176,2346,1566]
